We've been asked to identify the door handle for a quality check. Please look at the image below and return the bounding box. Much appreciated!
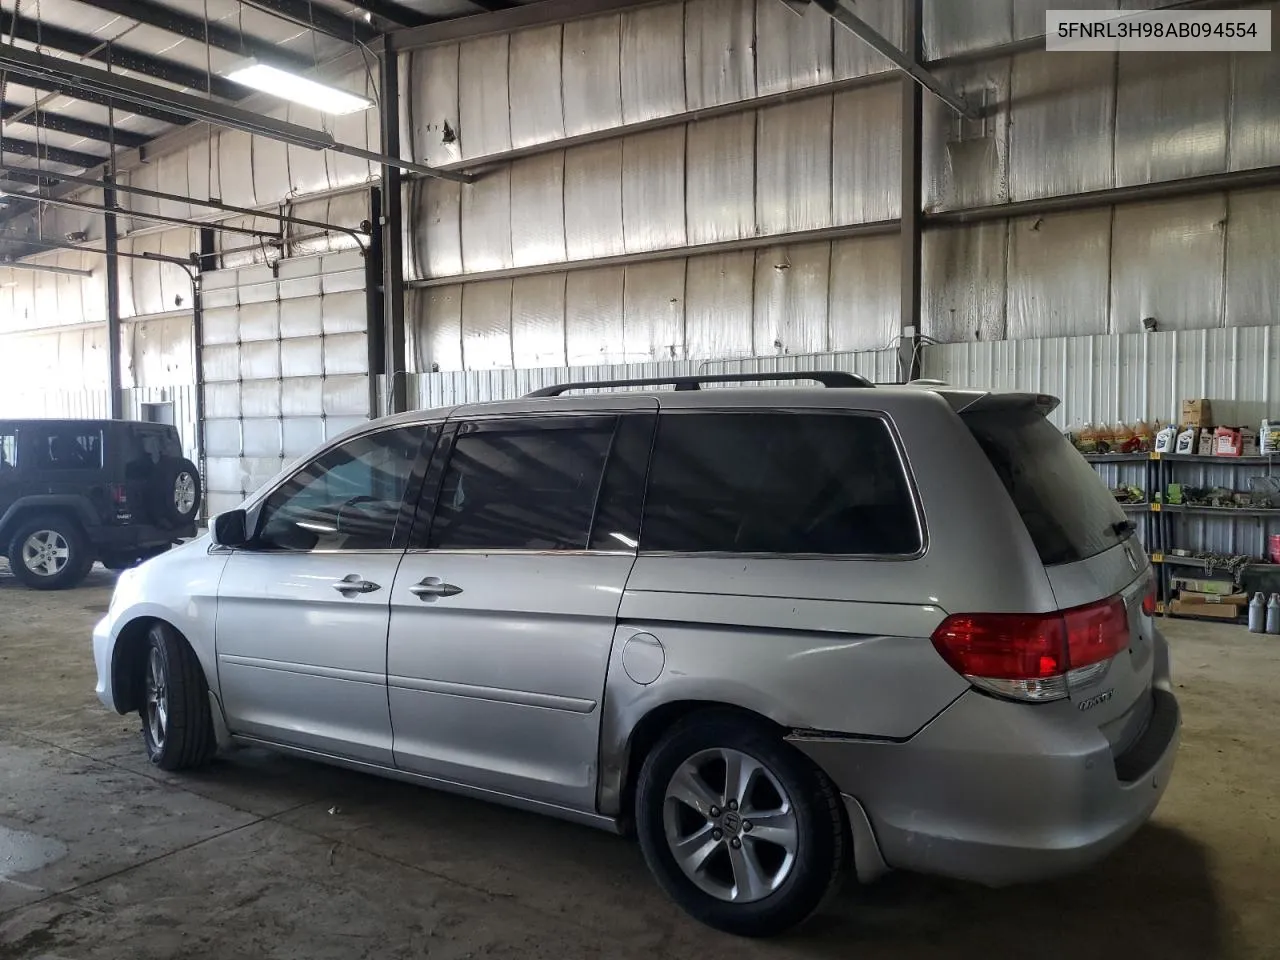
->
[333,574,381,596]
[409,577,463,601]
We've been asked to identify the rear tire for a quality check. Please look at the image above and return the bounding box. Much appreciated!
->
[140,622,216,771]
[6,514,94,590]
[635,710,846,937]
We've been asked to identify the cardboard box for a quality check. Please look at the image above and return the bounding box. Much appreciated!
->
[1170,576,1236,595]
[1170,598,1240,620]
[1197,430,1215,456]
[1178,591,1248,605]
[1182,398,1212,428]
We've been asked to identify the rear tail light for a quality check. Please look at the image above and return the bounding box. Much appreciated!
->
[1141,578,1158,617]
[930,596,1130,702]
[109,482,128,505]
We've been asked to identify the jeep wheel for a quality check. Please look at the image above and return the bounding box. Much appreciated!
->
[635,710,847,937]
[7,514,94,590]
[150,457,202,529]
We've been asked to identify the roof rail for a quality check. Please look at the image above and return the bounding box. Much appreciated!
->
[525,371,875,398]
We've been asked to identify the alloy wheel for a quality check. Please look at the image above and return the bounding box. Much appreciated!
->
[662,747,799,903]
[145,647,169,751]
[21,530,70,577]
[174,472,197,515]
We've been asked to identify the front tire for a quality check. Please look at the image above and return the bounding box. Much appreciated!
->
[6,514,94,590]
[635,710,847,937]
[140,622,216,771]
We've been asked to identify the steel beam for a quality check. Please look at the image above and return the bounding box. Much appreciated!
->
[365,185,386,418]
[0,44,473,183]
[0,10,242,99]
[240,0,380,45]
[0,102,149,148]
[14,192,285,241]
[80,0,316,73]
[14,74,190,126]
[898,0,923,383]
[104,176,122,419]
[394,0,650,48]
[0,137,106,170]
[380,38,407,415]
[926,164,1280,225]
[346,0,433,28]
[0,232,194,268]
[807,0,977,119]
[0,165,369,244]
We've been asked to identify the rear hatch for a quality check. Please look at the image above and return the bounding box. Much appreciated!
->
[956,396,1156,749]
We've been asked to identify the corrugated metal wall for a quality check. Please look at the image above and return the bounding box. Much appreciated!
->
[400,0,906,369]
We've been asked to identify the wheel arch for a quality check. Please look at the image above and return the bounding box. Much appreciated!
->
[0,499,95,550]
[110,617,208,716]
[613,700,784,828]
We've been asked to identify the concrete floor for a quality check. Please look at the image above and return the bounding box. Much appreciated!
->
[0,569,1276,960]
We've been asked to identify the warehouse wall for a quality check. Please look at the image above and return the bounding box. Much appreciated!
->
[400,0,907,369]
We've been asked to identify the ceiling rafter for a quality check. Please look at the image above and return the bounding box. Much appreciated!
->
[0,9,243,99]
[9,74,192,126]
[0,136,106,169]
[0,101,150,148]
[73,0,317,73]
[238,0,380,45]
[342,0,431,28]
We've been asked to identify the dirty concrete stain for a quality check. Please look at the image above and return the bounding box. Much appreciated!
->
[0,824,65,888]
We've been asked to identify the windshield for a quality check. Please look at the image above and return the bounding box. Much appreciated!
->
[963,405,1131,567]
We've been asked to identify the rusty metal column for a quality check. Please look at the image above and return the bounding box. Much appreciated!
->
[899,0,924,383]
[104,173,123,418]
[380,33,408,415]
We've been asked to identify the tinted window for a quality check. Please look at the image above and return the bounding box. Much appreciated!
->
[964,406,1129,566]
[588,413,657,551]
[642,413,920,555]
[0,428,16,472]
[427,418,615,551]
[32,427,103,470]
[257,426,428,551]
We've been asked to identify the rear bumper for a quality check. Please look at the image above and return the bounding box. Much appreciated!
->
[792,654,1180,887]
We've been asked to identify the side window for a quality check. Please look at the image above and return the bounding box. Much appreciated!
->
[33,427,103,470]
[256,425,430,552]
[0,428,16,472]
[425,417,616,551]
[642,412,921,556]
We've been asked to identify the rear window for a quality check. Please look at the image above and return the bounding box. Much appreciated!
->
[963,406,1130,566]
[641,412,921,556]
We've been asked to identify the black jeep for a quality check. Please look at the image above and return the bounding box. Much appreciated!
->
[0,419,201,590]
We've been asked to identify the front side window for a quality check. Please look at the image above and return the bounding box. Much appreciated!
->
[426,417,616,551]
[33,427,103,470]
[256,425,430,551]
[642,412,921,556]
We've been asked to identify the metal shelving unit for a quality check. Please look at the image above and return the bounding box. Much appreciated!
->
[1084,451,1280,620]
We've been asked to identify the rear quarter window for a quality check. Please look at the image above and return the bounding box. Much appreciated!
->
[963,406,1130,566]
[641,411,921,556]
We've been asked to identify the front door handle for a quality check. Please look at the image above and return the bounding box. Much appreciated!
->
[333,574,381,596]
[409,577,463,601]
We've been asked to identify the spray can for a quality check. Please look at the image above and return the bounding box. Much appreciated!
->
[1267,594,1280,635]
[1249,592,1266,633]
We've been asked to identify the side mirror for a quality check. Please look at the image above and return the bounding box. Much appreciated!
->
[211,509,249,548]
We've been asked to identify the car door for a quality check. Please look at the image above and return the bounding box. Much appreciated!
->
[215,423,436,765]
[386,403,657,812]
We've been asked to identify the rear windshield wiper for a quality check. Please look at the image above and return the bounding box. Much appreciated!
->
[1110,519,1136,538]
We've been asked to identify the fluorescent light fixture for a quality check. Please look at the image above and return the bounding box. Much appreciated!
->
[227,63,373,116]
[0,260,94,278]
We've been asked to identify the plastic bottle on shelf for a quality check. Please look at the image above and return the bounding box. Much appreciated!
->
[1267,594,1280,635]
[1249,593,1266,633]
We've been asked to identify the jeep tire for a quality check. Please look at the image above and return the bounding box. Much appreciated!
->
[6,513,95,590]
[150,457,202,529]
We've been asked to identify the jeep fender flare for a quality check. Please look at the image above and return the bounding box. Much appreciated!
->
[0,496,99,546]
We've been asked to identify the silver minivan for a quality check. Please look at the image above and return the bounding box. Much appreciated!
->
[93,372,1180,936]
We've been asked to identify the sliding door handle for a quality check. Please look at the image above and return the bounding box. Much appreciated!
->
[409,577,463,601]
